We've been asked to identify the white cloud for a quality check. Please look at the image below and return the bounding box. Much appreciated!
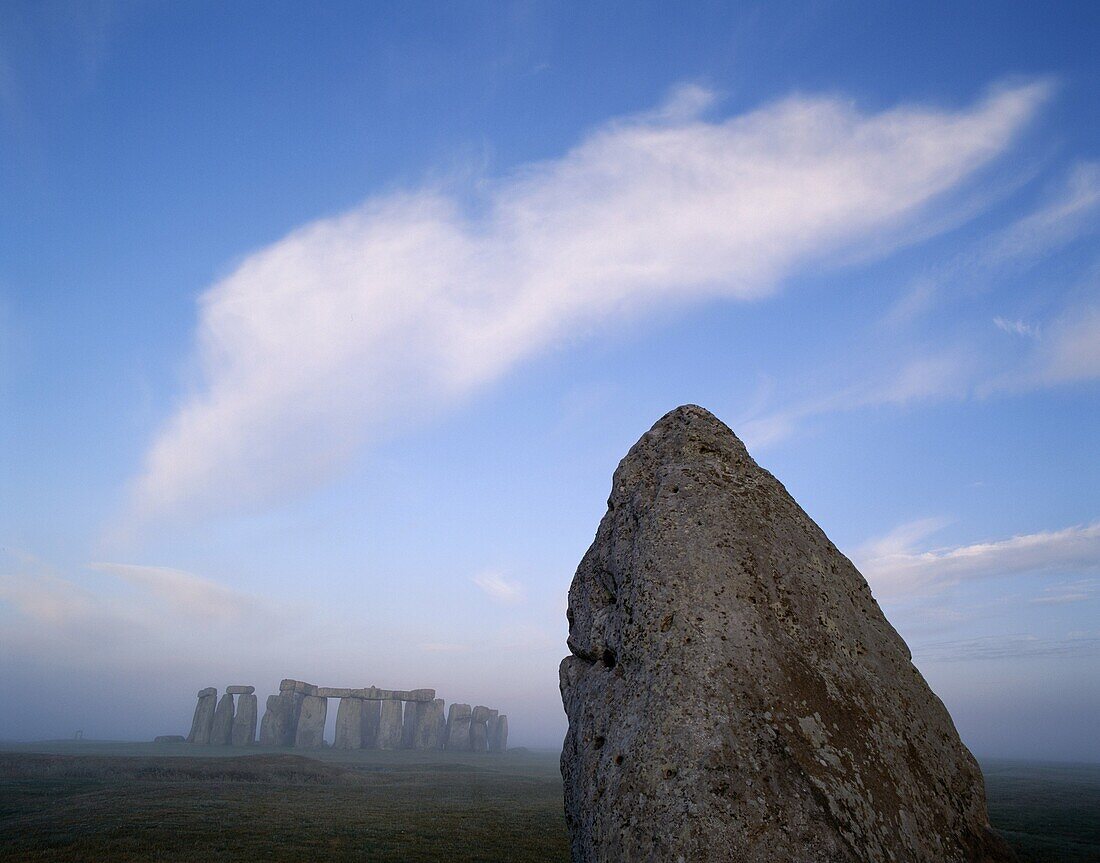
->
[88,562,261,622]
[914,632,1100,662]
[472,570,524,604]
[993,316,1038,337]
[855,519,1100,600]
[127,81,1050,525]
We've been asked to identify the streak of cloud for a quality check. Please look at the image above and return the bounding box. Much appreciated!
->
[126,81,1051,527]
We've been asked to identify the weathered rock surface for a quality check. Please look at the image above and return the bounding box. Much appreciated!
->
[377,699,403,750]
[470,705,490,753]
[333,698,363,750]
[231,693,257,746]
[360,699,381,748]
[559,405,1013,863]
[226,685,255,695]
[444,703,471,751]
[414,698,447,750]
[294,695,327,749]
[187,690,217,744]
[209,693,235,745]
[259,692,303,747]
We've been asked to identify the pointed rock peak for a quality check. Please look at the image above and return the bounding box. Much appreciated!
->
[561,405,1012,863]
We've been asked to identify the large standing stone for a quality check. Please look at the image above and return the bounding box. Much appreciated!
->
[400,701,419,749]
[294,695,327,749]
[377,699,403,750]
[560,405,1013,863]
[259,692,303,747]
[187,688,217,744]
[413,698,447,750]
[493,715,508,753]
[444,703,472,751]
[360,699,381,748]
[470,705,491,753]
[231,693,257,746]
[486,709,499,751]
[333,698,363,750]
[209,693,235,745]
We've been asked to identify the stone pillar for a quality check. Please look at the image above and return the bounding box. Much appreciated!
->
[493,715,508,752]
[232,694,257,746]
[360,698,381,748]
[400,701,419,749]
[486,709,500,752]
[333,697,363,750]
[414,698,447,750]
[470,705,491,753]
[187,687,218,744]
[444,703,472,751]
[377,699,403,749]
[294,695,327,748]
[259,692,303,747]
[210,692,235,745]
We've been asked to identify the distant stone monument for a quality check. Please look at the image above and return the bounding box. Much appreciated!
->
[186,687,217,744]
[178,679,506,753]
[559,405,1012,863]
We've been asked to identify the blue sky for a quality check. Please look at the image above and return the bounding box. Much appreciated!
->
[1,2,1097,760]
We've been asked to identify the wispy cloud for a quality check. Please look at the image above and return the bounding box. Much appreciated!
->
[89,562,261,622]
[993,316,1038,337]
[126,81,1050,526]
[856,519,1100,600]
[472,570,524,604]
[913,632,1100,663]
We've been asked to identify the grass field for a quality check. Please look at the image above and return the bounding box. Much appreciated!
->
[0,741,1095,861]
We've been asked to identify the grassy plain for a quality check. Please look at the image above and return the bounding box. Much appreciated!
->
[0,741,1095,861]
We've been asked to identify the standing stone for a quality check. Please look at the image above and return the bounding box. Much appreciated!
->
[560,405,1013,863]
[486,710,499,751]
[493,715,508,753]
[231,693,257,746]
[209,693,235,745]
[400,701,419,749]
[413,698,447,750]
[470,705,490,753]
[444,703,472,751]
[259,692,303,747]
[333,698,363,750]
[377,699,403,750]
[360,698,381,748]
[294,695,327,749]
[187,688,217,744]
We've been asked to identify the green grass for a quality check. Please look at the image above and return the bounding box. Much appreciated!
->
[0,742,1095,861]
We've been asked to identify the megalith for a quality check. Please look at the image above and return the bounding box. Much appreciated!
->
[333,697,363,750]
[209,692,235,745]
[444,703,472,751]
[259,692,303,747]
[560,405,1013,863]
[294,695,327,748]
[486,709,500,751]
[400,701,419,749]
[360,698,381,748]
[231,693,257,746]
[493,715,508,753]
[187,687,217,744]
[470,705,491,753]
[377,699,403,750]
[413,698,447,750]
